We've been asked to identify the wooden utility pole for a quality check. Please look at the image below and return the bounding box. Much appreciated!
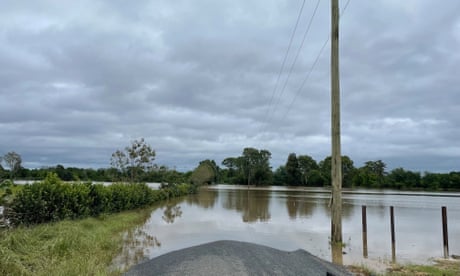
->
[330,0,342,245]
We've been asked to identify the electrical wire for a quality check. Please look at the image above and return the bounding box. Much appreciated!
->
[270,0,321,117]
[263,0,307,131]
[279,0,352,123]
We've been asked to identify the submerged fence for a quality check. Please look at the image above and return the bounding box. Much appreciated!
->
[361,205,451,261]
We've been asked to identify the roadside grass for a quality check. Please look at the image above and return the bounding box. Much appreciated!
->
[387,260,460,276]
[349,259,460,276]
[0,207,153,276]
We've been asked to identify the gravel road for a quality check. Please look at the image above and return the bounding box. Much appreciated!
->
[124,240,353,276]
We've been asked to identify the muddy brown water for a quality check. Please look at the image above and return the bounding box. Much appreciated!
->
[113,185,460,272]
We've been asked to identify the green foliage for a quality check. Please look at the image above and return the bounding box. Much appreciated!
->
[88,184,112,216]
[272,166,287,186]
[354,160,387,188]
[285,153,301,186]
[0,181,21,206]
[386,168,422,189]
[0,208,154,276]
[221,148,272,185]
[190,162,215,185]
[319,156,355,187]
[8,173,196,226]
[1,179,14,188]
[306,169,325,186]
[10,173,92,224]
[221,157,242,184]
[2,152,22,180]
[298,155,319,185]
[110,138,156,182]
[273,155,323,187]
[242,148,272,185]
[386,260,460,276]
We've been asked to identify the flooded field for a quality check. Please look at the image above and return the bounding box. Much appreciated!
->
[114,185,460,271]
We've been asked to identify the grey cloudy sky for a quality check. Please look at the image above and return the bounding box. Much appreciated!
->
[1,0,459,172]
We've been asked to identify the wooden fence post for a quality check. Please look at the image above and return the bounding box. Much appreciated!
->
[442,206,449,258]
[362,205,368,258]
[390,206,396,262]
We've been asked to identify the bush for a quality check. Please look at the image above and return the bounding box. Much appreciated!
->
[0,179,14,188]
[8,173,197,225]
[88,184,112,216]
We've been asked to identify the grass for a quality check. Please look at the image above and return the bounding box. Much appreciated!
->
[387,260,460,276]
[349,259,460,276]
[0,207,153,276]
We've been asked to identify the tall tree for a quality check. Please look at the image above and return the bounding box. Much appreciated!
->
[110,138,156,182]
[3,151,22,180]
[319,156,355,188]
[272,166,287,186]
[298,155,319,185]
[285,153,301,186]
[387,168,421,190]
[198,159,219,183]
[221,157,242,184]
[240,148,272,186]
[190,162,215,186]
[357,160,387,187]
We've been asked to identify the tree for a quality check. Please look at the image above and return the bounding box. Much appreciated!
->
[387,168,421,190]
[355,160,387,188]
[110,138,156,182]
[222,148,272,186]
[54,164,74,181]
[199,160,219,183]
[285,153,301,186]
[298,155,319,185]
[241,148,272,186]
[3,151,22,180]
[222,157,246,184]
[190,162,215,186]
[306,169,324,186]
[272,166,287,186]
[319,156,355,187]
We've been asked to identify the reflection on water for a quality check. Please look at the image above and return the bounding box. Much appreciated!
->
[185,190,218,208]
[162,204,182,224]
[113,227,161,271]
[110,211,161,272]
[114,185,460,272]
[286,194,315,219]
[223,189,271,222]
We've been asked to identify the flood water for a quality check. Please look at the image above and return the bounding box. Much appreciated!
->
[114,185,460,271]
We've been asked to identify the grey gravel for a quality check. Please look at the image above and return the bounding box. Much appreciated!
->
[124,240,353,276]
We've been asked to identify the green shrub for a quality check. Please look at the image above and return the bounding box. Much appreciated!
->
[0,179,14,188]
[88,184,112,216]
[8,173,197,226]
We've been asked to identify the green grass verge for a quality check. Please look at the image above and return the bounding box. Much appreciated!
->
[0,207,153,276]
[349,259,460,276]
[387,260,460,276]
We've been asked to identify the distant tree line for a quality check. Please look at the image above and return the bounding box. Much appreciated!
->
[204,149,458,191]
[0,139,190,185]
[0,164,189,184]
[2,145,459,191]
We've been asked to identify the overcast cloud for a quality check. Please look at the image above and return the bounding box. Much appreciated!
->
[1,0,459,172]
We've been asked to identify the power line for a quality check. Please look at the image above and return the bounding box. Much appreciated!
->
[280,0,352,122]
[262,0,351,136]
[281,37,329,122]
[263,0,306,130]
[270,0,321,119]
